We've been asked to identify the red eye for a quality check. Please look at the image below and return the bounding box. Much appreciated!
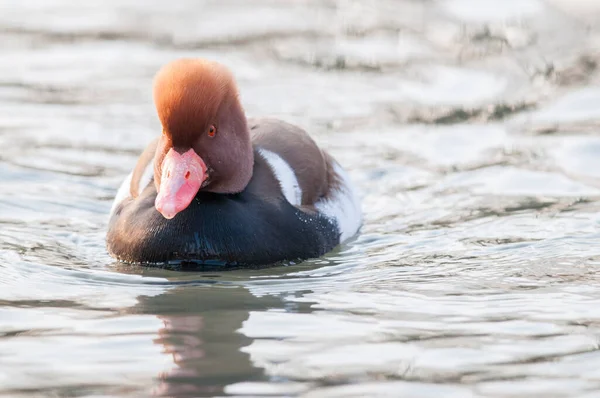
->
[207,125,216,137]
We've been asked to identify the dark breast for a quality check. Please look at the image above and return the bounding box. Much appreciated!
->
[106,150,340,266]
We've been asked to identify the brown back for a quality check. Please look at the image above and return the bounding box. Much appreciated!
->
[249,118,328,206]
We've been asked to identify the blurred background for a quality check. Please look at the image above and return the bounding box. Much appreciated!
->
[2,0,600,397]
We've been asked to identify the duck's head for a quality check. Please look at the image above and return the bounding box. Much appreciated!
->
[152,58,253,219]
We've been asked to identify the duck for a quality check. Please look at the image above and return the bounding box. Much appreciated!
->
[106,58,361,266]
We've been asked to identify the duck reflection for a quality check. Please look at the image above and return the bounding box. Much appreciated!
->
[119,267,286,397]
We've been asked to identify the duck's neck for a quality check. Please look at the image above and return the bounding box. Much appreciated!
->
[204,100,253,194]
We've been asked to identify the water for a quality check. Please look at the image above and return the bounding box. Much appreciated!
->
[2,0,600,396]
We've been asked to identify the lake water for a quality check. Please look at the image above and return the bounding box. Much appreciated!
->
[2,0,600,397]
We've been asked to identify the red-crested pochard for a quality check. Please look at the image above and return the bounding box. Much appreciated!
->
[107,58,361,266]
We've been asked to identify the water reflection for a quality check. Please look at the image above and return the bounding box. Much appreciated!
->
[120,267,284,397]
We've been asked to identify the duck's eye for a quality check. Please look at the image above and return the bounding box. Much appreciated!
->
[207,125,216,138]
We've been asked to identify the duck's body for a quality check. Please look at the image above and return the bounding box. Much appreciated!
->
[106,59,361,266]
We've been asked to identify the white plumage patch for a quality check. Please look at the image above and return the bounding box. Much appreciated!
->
[315,161,362,242]
[110,172,132,216]
[260,147,361,242]
[139,160,155,194]
[258,148,302,206]
[109,161,154,217]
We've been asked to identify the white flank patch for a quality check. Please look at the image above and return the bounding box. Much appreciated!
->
[315,161,362,242]
[109,161,154,217]
[110,172,132,216]
[139,160,155,194]
[258,148,302,206]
